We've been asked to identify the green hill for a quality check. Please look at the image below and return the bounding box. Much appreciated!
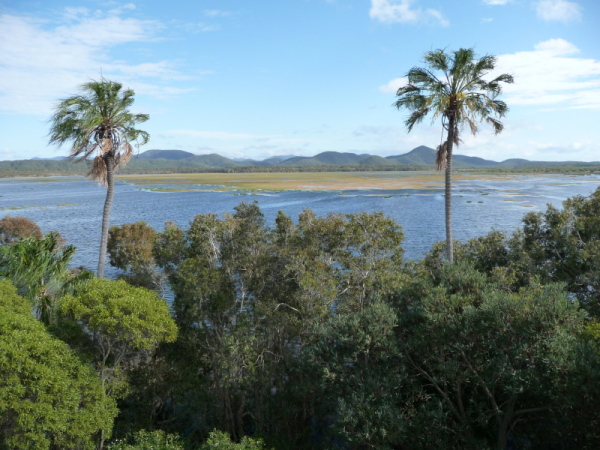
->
[2,147,599,177]
[281,151,372,166]
[386,145,501,168]
[358,155,395,165]
[135,150,195,160]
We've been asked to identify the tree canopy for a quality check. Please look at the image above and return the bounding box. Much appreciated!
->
[0,279,116,449]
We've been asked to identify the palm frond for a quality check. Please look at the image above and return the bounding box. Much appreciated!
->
[48,78,149,183]
[486,117,504,134]
[89,156,108,185]
[436,141,448,171]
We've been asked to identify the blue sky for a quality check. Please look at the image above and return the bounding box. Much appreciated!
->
[1,0,599,162]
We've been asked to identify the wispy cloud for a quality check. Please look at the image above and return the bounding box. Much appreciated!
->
[534,0,582,23]
[0,7,191,115]
[369,0,449,26]
[378,77,408,94]
[482,0,512,5]
[203,9,232,18]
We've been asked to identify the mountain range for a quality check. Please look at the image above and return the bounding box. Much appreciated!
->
[127,146,600,169]
[9,146,600,173]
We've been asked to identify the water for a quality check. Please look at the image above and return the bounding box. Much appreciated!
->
[1,174,599,276]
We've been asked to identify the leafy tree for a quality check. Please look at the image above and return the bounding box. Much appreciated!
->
[108,221,165,294]
[0,232,92,324]
[394,48,513,262]
[49,79,149,277]
[107,430,185,450]
[514,188,600,316]
[302,302,407,449]
[200,430,268,449]
[0,279,117,449]
[58,278,177,448]
[393,262,590,449]
[151,203,406,445]
[421,187,600,318]
[0,215,42,244]
[58,278,178,398]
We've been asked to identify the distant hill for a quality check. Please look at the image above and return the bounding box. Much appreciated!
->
[30,156,67,161]
[386,146,501,168]
[134,150,195,160]
[6,147,600,176]
[358,155,396,166]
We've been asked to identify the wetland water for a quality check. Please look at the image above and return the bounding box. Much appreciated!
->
[2,173,599,277]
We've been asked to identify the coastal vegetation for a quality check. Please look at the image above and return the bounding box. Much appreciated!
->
[3,186,600,448]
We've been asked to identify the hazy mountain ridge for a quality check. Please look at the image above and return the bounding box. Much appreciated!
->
[16,146,600,172]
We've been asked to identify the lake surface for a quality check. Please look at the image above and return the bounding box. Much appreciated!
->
[2,174,599,277]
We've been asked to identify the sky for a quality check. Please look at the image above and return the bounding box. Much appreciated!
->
[0,0,599,162]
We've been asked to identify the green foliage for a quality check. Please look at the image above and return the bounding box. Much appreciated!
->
[200,430,268,449]
[0,215,42,244]
[393,261,590,449]
[395,48,512,135]
[0,232,92,324]
[423,187,600,319]
[107,430,185,450]
[149,202,406,444]
[49,78,149,180]
[58,278,177,399]
[0,277,31,316]
[302,302,407,449]
[109,222,157,272]
[108,221,165,293]
[0,279,117,449]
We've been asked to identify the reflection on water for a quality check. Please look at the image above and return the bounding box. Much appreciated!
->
[1,174,599,277]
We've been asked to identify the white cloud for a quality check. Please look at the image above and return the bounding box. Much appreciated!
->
[197,23,221,32]
[425,9,449,27]
[534,38,579,55]
[535,0,582,23]
[481,17,494,23]
[482,0,512,4]
[369,0,448,26]
[381,39,600,111]
[203,10,232,18]
[0,8,189,115]
[378,77,408,93]
[495,39,600,109]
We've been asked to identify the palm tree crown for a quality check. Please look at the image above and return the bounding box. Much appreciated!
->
[49,79,149,277]
[395,48,513,263]
[49,79,149,184]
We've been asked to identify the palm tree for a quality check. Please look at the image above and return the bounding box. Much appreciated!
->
[49,79,149,277]
[395,48,513,263]
[0,232,93,324]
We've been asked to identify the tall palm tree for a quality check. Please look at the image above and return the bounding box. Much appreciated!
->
[395,48,513,263]
[49,79,149,277]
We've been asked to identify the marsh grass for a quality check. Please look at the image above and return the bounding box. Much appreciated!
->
[117,171,494,191]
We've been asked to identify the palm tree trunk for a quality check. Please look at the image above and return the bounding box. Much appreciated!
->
[97,153,114,278]
[445,114,455,264]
